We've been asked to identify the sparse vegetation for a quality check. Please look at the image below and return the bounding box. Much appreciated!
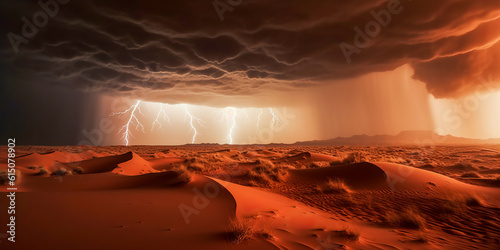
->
[255,158,274,169]
[309,162,322,168]
[187,162,204,172]
[460,171,482,178]
[244,159,288,184]
[449,162,477,171]
[254,228,275,240]
[171,165,193,183]
[436,194,484,214]
[341,152,366,164]
[226,218,255,244]
[34,168,49,176]
[72,167,84,175]
[226,218,275,244]
[0,171,9,185]
[413,233,429,243]
[51,168,69,176]
[316,178,351,194]
[337,227,360,241]
[386,209,426,229]
[463,194,484,207]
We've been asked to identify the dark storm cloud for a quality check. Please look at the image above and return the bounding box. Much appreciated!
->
[2,0,500,103]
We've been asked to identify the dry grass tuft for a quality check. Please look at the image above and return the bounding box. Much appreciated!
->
[34,167,49,176]
[436,193,484,214]
[463,194,484,207]
[255,158,275,169]
[171,165,193,183]
[72,167,84,175]
[51,168,69,176]
[316,178,351,194]
[254,228,275,240]
[449,162,477,171]
[337,227,360,241]
[460,172,482,178]
[341,152,366,164]
[187,162,204,172]
[0,171,9,185]
[386,209,426,229]
[226,218,275,244]
[413,233,429,243]
[226,218,255,244]
[245,159,288,184]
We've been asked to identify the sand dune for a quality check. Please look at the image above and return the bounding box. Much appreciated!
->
[1,145,499,249]
[112,152,158,175]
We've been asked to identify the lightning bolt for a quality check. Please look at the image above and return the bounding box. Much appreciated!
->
[225,107,237,144]
[111,100,144,145]
[256,108,263,131]
[183,105,205,144]
[151,103,170,132]
[269,108,282,129]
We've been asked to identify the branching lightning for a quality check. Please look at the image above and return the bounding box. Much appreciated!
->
[256,108,263,131]
[151,104,170,132]
[224,107,237,144]
[111,100,144,145]
[110,100,288,145]
[269,108,283,129]
[183,105,205,144]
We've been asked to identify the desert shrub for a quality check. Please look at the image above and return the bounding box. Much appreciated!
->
[435,194,483,215]
[0,171,8,185]
[338,227,360,241]
[329,160,343,166]
[34,168,49,176]
[254,228,275,240]
[460,172,482,178]
[309,162,322,168]
[413,233,429,243]
[51,168,69,176]
[309,162,330,168]
[184,157,207,165]
[488,153,500,158]
[463,194,484,207]
[435,199,465,215]
[72,167,84,175]
[316,178,351,194]
[255,158,274,169]
[226,218,255,244]
[245,159,288,184]
[187,162,204,172]
[450,162,477,171]
[386,209,426,229]
[419,164,435,170]
[171,165,193,183]
[342,152,366,164]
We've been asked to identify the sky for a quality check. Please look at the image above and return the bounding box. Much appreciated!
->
[1,0,499,145]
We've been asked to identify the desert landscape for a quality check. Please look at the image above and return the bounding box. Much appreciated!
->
[2,1,500,249]
[1,143,499,249]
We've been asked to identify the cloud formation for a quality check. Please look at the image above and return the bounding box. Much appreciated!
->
[2,0,500,105]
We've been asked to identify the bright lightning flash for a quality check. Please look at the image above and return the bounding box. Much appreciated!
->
[111,100,144,145]
[256,108,263,131]
[225,107,237,144]
[184,105,205,144]
[269,108,283,129]
[151,104,170,131]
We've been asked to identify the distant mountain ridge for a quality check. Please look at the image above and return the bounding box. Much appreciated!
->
[294,130,500,146]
